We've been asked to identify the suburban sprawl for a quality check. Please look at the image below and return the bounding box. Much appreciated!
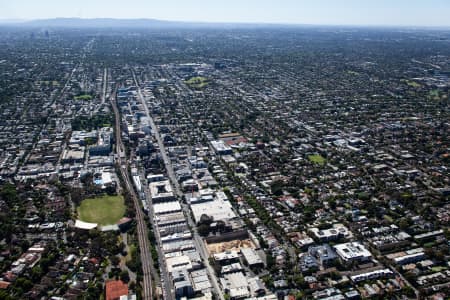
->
[0,20,449,300]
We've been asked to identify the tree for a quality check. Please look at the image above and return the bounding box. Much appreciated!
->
[295,291,304,300]
[402,286,416,297]
[215,220,226,233]
[0,290,13,300]
[270,180,285,196]
[0,183,18,203]
[266,253,275,270]
[120,270,130,283]
[129,281,136,292]
[86,283,101,299]
[291,273,304,287]
[30,265,43,281]
[199,214,213,226]
[208,257,221,276]
[198,224,210,237]
[398,217,410,230]
[110,255,120,267]
[14,278,33,291]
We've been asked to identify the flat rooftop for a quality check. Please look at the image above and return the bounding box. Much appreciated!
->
[190,191,236,223]
[153,201,182,215]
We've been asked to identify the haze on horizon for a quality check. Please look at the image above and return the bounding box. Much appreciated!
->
[1,0,450,28]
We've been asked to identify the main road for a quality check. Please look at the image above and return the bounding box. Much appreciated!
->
[110,88,155,300]
[101,67,108,104]
[141,168,175,300]
[131,68,225,300]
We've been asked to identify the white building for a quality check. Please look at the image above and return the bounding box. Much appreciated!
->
[211,140,233,155]
[309,223,351,242]
[333,242,372,263]
[190,191,236,223]
[149,180,175,203]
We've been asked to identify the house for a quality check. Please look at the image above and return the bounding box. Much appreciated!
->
[105,280,128,300]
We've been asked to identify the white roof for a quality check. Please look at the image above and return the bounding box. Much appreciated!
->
[102,172,113,184]
[190,195,236,223]
[153,201,182,214]
[211,140,232,153]
[334,242,372,261]
[214,251,239,261]
[74,219,97,230]
[166,255,192,273]
[149,180,174,200]
[100,224,120,231]
[241,248,263,265]
[220,272,250,298]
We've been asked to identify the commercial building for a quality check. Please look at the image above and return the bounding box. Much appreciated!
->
[241,248,264,268]
[333,242,372,264]
[189,191,236,224]
[308,244,338,268]
[89,127,113,156]
[220,272,250,299]
[309,224,351,242]
[173,269,194,298]
[149,180,176,203]
[211,140,233,155]
[153,201,182,215]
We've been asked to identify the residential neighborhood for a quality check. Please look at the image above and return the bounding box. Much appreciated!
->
[0,15,449,300]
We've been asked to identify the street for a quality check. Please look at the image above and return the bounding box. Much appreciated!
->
[131,68,225,300]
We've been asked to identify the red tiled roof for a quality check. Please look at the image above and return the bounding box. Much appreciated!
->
[224,137,247,146]
[0,281,11,289]
[105,280,128,300]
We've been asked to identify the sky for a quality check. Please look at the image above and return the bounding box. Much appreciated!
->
[1,0,450,27]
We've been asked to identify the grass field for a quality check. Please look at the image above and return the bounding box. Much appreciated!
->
[40,80,60,86]
[77,195,125,225]
[185,76,209,89]
[383,215,393,222]
[308,154,326,165]
[74,94,93,101]
[405,80,421,88]
[347,70,360,76]
[431,266,447,272]
[429,89,441,100]
[402,79,421,88]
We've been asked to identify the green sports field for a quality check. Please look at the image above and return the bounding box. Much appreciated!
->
[308,154,326,165]
[77,195,125,225]
[74,94,93,101]
[185,76,209,88]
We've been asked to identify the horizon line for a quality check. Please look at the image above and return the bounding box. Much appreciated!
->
[0,17,449,30]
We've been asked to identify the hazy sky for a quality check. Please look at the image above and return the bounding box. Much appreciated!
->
[1,0,450,27]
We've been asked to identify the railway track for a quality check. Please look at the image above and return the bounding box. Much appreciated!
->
[111,90,154,300]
